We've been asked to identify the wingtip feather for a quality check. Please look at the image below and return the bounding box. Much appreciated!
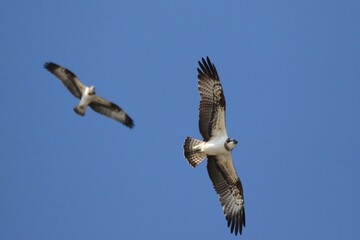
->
[122,112,135,129]
[197,56,219,80]
[43,61,59,72]
[126,118,135,129]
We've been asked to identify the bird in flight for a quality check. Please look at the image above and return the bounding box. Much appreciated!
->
[44,62,134,128]
[183,57,245,236]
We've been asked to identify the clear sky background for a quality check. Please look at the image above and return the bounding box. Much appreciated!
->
[1,1,360,239]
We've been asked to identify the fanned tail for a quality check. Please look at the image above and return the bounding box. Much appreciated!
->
[183,137,207,167]
[73,105,86,116]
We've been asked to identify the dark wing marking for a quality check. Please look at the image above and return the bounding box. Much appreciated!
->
[89,96,134,128]
[44,62,85,99]
[207,155,245,236]
[197,57,227,141]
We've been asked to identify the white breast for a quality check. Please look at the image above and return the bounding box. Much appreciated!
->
[202,136,229,155]
[78,87,93,107]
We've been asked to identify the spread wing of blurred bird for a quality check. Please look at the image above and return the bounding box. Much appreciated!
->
[44,62,134,128]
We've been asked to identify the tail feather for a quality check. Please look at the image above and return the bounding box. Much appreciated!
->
[74,105,86,116]
[183,137,207,167]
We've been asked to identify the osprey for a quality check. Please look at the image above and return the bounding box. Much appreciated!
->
[183,57,245,236]
[44,62,134,128]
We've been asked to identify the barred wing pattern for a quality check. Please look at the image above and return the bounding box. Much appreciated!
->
[44,62,85,99]
[90,96,134,128]
[197,57,227,141]
[207,155,245,236]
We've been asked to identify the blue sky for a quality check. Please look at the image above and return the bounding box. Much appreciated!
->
[1,0,360,239]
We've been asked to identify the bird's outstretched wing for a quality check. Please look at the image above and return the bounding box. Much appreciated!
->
[90,96,134,128]
[197,57,227,141]
[44,62,85,99]
[207,155,245,236]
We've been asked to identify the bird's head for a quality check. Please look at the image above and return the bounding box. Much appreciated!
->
[225,138,238,151]
[89,85,96,95]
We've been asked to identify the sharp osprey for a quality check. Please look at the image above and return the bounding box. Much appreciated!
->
[44,62,134,128]
[183,57,245,236]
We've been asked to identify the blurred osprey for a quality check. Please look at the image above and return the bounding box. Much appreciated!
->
[183,57,245,236]
[44,62,134,128]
